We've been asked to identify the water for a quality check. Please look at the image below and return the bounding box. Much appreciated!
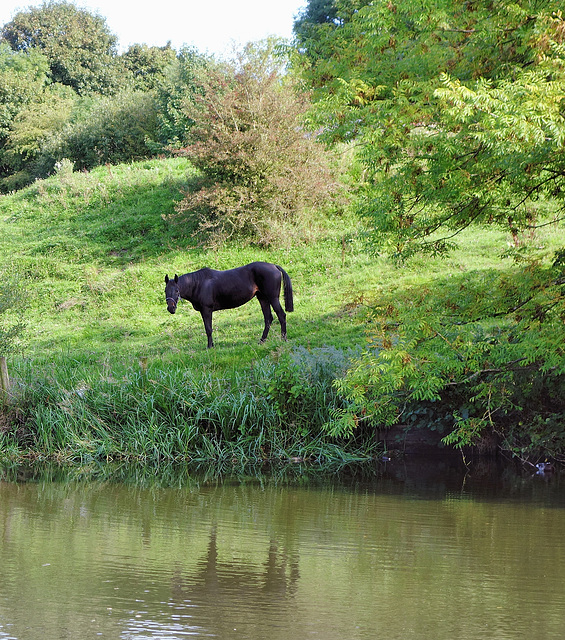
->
[1,459,564,640]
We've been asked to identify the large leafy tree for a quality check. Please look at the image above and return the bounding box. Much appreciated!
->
[0,44,49,138]
[297,0,565,252]
[0,43,52,188]
[1,0,123,94]
[153,46,211,149]
[294,0,341,38]
[293,0,372,88]
[121,43,177,91]
[296,1,565,454]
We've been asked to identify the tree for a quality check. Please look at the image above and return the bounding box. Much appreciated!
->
[296,0,565,251]
[121,43,177,91]
[293,0,372,90]
[298,1,565,453]
[1,1,123,94]
[0,43,52,189]
[294,0,341,36]
[172,41,339,247]
[153,46,211,149]
[0,44,50,138]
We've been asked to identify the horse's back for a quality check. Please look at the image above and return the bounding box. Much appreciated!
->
[199,263,258,310]
[188,262,285,308]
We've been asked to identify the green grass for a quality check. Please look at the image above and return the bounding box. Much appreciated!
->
[1,157,382,361]
[1,157,563,462]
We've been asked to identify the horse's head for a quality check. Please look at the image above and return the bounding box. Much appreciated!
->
[164,274,180,314]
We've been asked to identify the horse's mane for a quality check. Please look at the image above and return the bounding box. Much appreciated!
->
[188,267,215,283]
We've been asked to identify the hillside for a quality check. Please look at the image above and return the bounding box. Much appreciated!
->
[1,158,376,359]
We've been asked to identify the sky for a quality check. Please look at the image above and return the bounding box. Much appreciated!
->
[0,0,308,56]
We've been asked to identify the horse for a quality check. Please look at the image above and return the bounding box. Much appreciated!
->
[164,262,294,348]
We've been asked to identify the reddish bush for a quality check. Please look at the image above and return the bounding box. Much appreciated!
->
[173,43,338,247]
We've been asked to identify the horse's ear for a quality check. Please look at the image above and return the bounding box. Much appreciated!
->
[174,274,179,283]
[165,275,169,283]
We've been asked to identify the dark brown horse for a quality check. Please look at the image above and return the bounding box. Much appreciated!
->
[164,262,294,348]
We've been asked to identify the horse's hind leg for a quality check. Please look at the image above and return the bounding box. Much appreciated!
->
[257,296,273,343]
[270,298,287,340]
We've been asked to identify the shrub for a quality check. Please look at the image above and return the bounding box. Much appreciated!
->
[0,88,75,191]
[38,89,159,173]
[172,41,340,247]
[0,271,26,354]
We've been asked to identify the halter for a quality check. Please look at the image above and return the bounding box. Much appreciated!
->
[166,297,178,305]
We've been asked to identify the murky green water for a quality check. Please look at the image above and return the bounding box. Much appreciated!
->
[1,459,564,640]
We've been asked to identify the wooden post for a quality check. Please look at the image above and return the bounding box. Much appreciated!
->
[0,356,9,403]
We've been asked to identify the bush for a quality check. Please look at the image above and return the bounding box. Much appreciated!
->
[0,88,75,191]
[38,89,159,173]
[0,271,26,354]
[171,41,340,247]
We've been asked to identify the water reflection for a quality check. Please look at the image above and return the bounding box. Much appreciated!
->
[2,454,562,498]
[0,458,564,640]
[164,525,300,638]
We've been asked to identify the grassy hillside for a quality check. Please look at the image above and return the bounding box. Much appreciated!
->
[1,157,563,462]
[1,158,372,360]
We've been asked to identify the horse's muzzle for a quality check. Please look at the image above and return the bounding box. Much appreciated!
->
[167,306,176,314]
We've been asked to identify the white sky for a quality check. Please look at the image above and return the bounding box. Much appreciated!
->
[0,0,308,56]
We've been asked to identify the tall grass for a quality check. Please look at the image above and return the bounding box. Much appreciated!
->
[1,349,376,462]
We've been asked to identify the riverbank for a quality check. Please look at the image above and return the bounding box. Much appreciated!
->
[1,157,564,463]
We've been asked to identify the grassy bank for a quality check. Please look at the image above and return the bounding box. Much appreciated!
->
[1,158,563,462]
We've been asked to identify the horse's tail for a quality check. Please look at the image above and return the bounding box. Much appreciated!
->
[276,265,294,312]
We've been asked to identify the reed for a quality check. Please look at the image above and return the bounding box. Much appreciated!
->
[0,348,377,463]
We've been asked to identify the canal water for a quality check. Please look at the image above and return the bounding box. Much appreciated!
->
[0,458,564,640]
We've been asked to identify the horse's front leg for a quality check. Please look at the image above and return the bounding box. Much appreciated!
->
[200,309,214,348]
